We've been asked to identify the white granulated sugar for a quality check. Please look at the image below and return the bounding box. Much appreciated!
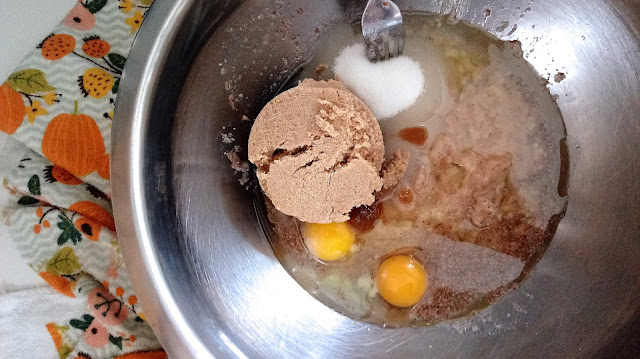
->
[333,43,425,119]
[221,132,235,143]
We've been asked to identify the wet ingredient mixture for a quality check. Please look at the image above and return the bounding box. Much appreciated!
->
[254,15,568,327]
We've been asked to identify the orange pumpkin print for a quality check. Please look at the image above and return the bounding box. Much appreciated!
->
[41,101,110,179]
[71,201,115,241]
[82,36,111,58]
[39,271,75,297]
[40,34,76,60]
[69,201,114,230]
[44,165,83,185]
[0,83,26,134]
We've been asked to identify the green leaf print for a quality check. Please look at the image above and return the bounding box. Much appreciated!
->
[85,0,108,14]
[112,77,120,94]
[69,314,93,330]
[57,215,82,245]
[107,53,127,70]
[109,334,123,349]
[18,196,39,205]
[6,69,55,94]
[28,175,41,196]
[46,247,81,275]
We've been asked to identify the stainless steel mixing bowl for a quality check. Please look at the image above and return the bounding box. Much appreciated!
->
[111,0,640,357]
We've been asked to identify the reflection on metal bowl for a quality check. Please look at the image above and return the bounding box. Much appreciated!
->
[112,0,640,358]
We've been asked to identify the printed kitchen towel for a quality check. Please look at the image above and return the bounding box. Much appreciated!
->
[0,0,167,358]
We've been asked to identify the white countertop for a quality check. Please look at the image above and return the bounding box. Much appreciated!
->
[0,0,76,293]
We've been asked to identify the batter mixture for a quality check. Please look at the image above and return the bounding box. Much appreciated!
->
[251,15,568,326]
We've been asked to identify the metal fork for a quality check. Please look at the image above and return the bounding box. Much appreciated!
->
[362,0,405,62]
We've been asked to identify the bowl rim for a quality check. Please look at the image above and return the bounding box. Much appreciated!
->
[111,0,220,357]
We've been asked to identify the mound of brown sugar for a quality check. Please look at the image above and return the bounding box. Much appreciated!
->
[249,79,406,223]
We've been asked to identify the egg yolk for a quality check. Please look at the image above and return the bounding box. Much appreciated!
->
[376,255,428,307]
[303,222,356,261]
